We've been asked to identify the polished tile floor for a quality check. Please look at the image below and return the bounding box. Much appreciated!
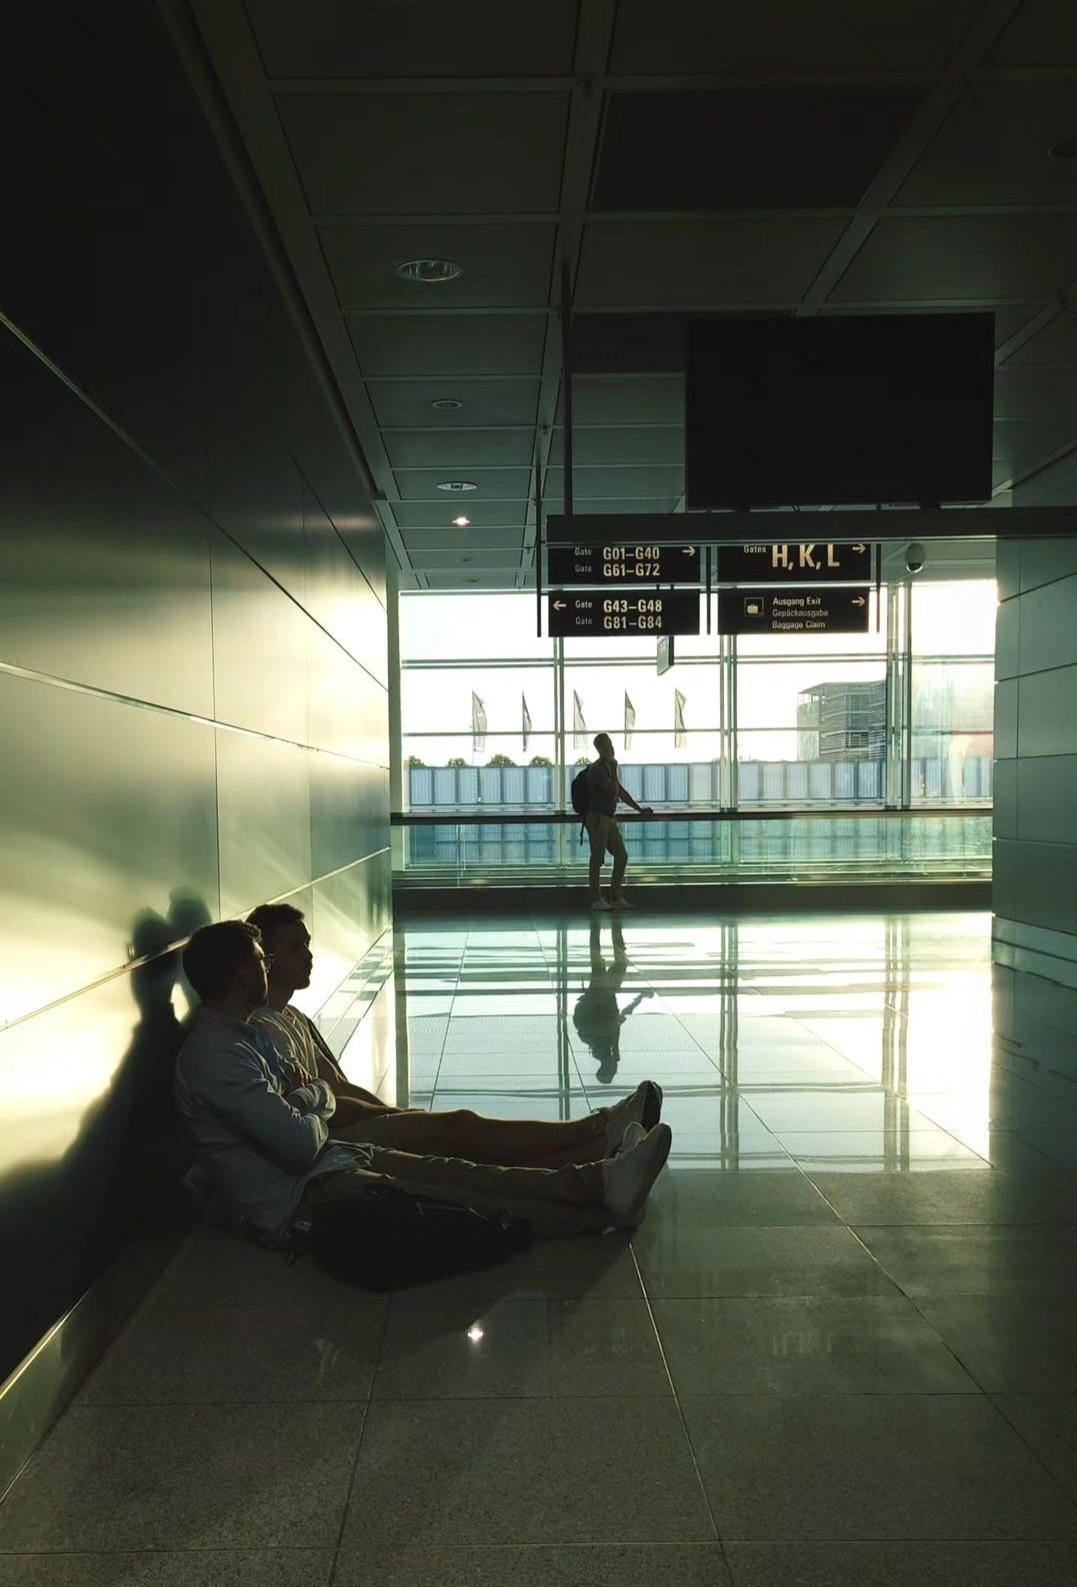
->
[4,910,1077,1584]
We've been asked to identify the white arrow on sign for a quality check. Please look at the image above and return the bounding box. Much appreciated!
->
[683,546,697,557]
[852,596,866,607]
[553,600,567,610]
[853,543,867,553]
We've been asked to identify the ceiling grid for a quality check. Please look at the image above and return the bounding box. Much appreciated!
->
[188,0,1077,587]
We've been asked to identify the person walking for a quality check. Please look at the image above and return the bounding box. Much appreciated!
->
[585,733,652,910]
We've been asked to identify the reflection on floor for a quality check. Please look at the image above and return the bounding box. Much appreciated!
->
[4,910,1077,1584]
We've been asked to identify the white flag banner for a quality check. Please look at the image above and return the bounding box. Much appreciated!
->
[573,690,588,750]
[674,688,687,748]
[522,693,532,754]
[471,692,487,755]
[624,692,636,750]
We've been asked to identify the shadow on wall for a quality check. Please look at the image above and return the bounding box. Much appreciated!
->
[0,888,210,1381]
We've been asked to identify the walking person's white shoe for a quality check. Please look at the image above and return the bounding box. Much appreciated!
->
[591,897,613,911]
[601,1124,672,1226]
[609,894,636,908]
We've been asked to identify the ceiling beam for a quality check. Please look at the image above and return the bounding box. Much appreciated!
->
[795,0,1032,316]
[184,0,413,579]
[520,0,620,589]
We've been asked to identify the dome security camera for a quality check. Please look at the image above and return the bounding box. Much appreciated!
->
[905,541,925,574]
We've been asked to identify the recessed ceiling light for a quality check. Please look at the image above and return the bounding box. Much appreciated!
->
[431,398,464,411]
[437,480,478,492]
[453,515,470,527]
[396,258,463,283]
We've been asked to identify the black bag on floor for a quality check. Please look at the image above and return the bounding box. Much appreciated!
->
[303,1185,534,1291]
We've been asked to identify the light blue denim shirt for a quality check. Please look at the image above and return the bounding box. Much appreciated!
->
[174,1007,373,1246]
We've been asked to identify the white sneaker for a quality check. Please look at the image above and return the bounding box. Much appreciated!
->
[610,895,636,909]
[601,1124,672,1226]
[614,1121,648,1157]
[603,1079,663,1146]
[591,898,612,911]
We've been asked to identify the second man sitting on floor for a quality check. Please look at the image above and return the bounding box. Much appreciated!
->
[245,901,661,1170]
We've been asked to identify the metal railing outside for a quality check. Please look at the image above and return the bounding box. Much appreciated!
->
[392,807,992,887]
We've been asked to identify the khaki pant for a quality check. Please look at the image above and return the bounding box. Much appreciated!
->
[299,1140,611,1239]
[334,1106,609,1169]
[586,811,628,899]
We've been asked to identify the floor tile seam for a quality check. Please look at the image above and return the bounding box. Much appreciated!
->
[326,1312,389,1581]
[361,1391,691,1405]
[652,1389,990,1399]
[706,1532,1077,1543]
[628,1242,731,1562]
[366,1391,679,1403]
[68,1395,386,1409]
[817,1269,1054,1406]
[988,1390,1077,1513]
[0,1547,335,1557]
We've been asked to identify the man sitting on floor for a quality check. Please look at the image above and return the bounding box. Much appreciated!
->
[245,901,403,1130]
[244,900,662,1168]
[174,920,672,1248]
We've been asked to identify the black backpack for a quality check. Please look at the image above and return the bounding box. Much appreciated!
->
[301,1184,533,1291]
[570,764,592,841]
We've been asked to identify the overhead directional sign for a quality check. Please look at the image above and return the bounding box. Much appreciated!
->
[716,541,874,583]
[719,587,872,636]
[547,542,701,587]
[547,514,698,546]
[548,589,700,638]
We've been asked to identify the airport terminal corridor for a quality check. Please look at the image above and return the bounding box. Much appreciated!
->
[3,910,1077,1584]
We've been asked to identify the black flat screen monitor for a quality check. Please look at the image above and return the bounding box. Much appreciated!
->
[685,313,995,510]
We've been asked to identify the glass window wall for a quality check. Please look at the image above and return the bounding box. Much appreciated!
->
[398,579,996,827]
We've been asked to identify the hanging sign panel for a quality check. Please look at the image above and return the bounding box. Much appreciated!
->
[718,587,872,636]
[715,541,874,583]
[547,542,702,587]
[548,589,700,637]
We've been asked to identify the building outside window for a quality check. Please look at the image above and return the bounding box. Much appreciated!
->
[396,580,995,872]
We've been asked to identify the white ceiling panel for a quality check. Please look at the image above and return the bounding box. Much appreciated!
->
[562,497,686,516]
[895,82,1077,207]
[279,94,570,216]
[350,315,547,377]
[987,0,1077,67]
[403,526,524,550]
[994,367,1077,420]
[384,428,535,468]
[543,464,685,500]
[562,375,684,425]
[246,0,581,78]
[323,223,556,309]
[367,378,541,428]
[993,417,1077,461]
[422,570,522,588]
[1002,306,1077,367]
[394,466,532,500]
[830,215,1077,302]
[408,546,523,569]
[395,502,528,531]
[576,218,849,307]
[610,0,983,74]
[547,427,683,466]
